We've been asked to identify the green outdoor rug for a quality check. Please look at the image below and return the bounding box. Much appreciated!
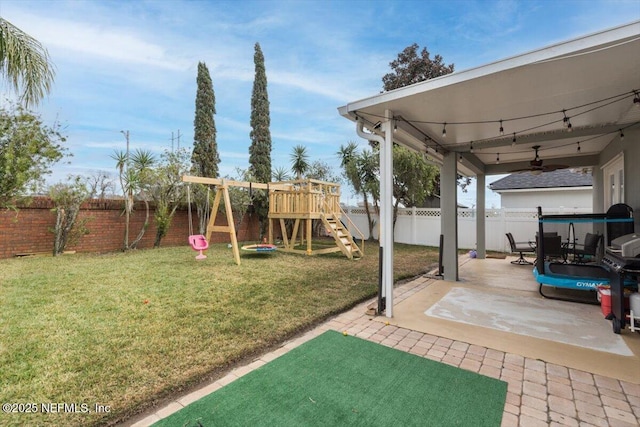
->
[154,330,507,427]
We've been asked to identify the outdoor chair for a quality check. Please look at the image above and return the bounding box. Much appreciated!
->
[573,232,602,263]
[506,233,535,265]
[537,235,565,262]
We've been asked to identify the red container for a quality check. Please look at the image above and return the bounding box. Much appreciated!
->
[598,286,612,317]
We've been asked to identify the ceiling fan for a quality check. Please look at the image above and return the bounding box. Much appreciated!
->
[510,145,569,175]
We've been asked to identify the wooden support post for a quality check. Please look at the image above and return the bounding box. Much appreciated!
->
[204,185,240,265]
[279,218,289,249]
[205,189,222,242]
[306,216,312,255]
[222,185,241,265]
[291,219,300,248]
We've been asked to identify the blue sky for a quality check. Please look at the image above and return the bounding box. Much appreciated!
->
[2,0,639,208]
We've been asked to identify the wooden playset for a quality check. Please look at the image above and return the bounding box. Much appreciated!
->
[182,176,364,264]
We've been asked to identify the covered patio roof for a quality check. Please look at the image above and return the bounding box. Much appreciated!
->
[338,20,640,317]
[338,21,640,177]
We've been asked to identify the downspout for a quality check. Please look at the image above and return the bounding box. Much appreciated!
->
[356,119,385,146]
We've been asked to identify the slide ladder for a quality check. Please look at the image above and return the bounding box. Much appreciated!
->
[321,213,363,260]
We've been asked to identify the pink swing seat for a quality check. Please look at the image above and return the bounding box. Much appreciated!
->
[188,234,209,260]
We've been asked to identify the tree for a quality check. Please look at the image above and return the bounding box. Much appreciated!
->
[111,147,155,250]
[382,43,454,92]
[84,171,115,200]
[0,18,55,107]
[150,148,190,248]
[0,103,67,208]
[337,142,378,240]
[306,160,341,184]
[49,176,90,256]
[290,145,309,180]
[191,61,219,234]
[248,42,272,235]
[382,44,470,192]
[272,166,290,182]
[127,149,155,249]
[392,145,437,226]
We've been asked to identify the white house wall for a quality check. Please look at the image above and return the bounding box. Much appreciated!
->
[500,189,593,209]
[597,128,639,231]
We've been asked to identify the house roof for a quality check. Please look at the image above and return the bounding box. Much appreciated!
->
[338,21,640,177]
[489,169,592,191]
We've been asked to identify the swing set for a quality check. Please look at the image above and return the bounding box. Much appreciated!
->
[183,175,364,264]
[183,176,287,264]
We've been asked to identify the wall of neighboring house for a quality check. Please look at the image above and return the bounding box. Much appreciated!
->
[499,188,592,209]
[597,128,639,232]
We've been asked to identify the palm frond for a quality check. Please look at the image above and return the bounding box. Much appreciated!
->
[0,18,55,107]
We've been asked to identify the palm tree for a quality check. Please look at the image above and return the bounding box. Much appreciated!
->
[111,148,155,250]
[128,149,155,249]
[272,166,290,182]
[337,142,378,240]
[0,18,55,107]
[290,145,309,180]
[337,142,358,169]
[111,150,134,250]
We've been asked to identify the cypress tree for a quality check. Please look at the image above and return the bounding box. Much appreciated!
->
[191,61,219,233]
[192,61,219,178]
[248,43,272,234]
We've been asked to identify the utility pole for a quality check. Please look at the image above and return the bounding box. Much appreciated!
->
[170,130,182,152]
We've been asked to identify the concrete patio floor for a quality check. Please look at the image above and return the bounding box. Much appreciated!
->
[125,256,640,427]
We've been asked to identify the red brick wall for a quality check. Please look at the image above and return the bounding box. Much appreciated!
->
[0,197,260,259]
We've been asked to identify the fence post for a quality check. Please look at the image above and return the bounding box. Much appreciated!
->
[412,206,417,244]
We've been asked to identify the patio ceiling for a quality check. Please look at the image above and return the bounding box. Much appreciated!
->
[338,21,640,177]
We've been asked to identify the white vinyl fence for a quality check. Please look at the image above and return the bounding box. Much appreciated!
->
[342,207,592,252]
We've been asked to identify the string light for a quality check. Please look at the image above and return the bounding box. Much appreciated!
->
[359,89,636,141]
[356,90,639,152]
[470,141,474,153]
[562,110,573,132]
[499,120,504,135]
[577,141,581,153]
[496,153,500,164]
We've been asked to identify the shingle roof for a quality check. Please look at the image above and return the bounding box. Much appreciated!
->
[489,169,592,191]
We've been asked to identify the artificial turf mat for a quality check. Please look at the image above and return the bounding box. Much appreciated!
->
[154,330,507,427]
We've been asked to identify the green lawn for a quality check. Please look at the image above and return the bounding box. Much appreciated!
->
[0,242,438,426]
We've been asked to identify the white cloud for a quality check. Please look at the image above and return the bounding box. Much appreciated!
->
[9,11,190,71]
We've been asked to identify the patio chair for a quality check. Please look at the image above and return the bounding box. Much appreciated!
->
[573,232,602,263]
[506,233,535,265]
[538,235,565,262]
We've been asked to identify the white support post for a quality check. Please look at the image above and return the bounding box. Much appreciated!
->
[441,151,459,281]
[476,174,486,259]
[381,111,394,317]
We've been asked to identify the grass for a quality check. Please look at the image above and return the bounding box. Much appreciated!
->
[0,242,438,427]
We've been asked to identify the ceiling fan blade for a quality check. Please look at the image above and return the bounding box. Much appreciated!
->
[509,167,543,173]
[542,164,569,172]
